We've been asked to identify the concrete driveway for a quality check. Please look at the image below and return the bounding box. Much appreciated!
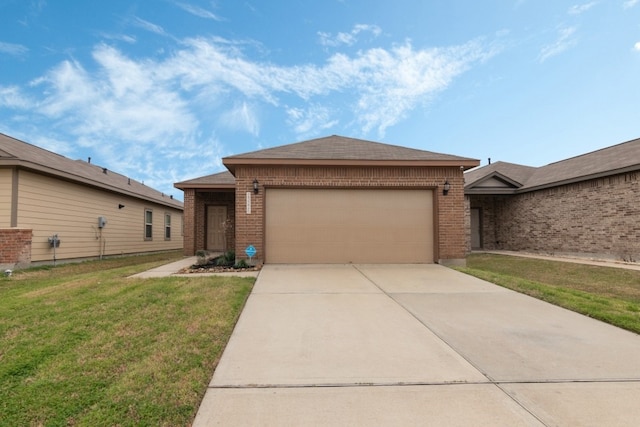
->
[193,264,640,426]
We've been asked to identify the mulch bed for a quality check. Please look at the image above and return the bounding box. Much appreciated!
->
[178,263,261,274]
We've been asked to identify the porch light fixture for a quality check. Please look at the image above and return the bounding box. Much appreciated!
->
[253,179,259,194]
[442,179,451,196]
[118,204,125,209]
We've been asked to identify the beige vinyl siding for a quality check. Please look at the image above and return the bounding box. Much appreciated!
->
[0,169,12,227]
[17,171,183,262]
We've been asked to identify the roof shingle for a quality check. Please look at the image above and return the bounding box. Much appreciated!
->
[174,171,235,189]
[224,135,478,162]
[465,137,640,193]
[0,133,183,209]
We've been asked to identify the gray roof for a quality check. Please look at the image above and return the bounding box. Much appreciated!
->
[0,133,183,209]
[465,161,537,189]
[174,171,235,189]
[465,137,640,194]
[223,135,478,167]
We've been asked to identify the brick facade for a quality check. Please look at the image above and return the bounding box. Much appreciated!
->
[233,165,467,265]
[0,228,33,269]
[469,171,640,262]
[182,188,196,255]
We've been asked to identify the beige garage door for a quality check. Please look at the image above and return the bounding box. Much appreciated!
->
[265,189,434,263]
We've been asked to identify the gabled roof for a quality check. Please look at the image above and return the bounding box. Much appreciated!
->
[465,161,537,194]
[465,137,640,194]
[0,133,183,209]
[174,171,235,190]
[223,135,479,173]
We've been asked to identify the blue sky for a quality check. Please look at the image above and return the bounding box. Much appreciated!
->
[1,0,639,200]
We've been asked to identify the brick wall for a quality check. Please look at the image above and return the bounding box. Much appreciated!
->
[468,194,502,250]
[0,228,32,269]
[182,189,195,255]
[470,171,640,262]
[233,165,467,264]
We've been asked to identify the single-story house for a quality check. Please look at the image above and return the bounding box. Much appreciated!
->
[174,135,479,265]
[0,133,184,269]
[465,137,640,262]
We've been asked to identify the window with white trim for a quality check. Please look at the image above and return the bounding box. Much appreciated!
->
[165,213,171,240]
[144,209,153,240]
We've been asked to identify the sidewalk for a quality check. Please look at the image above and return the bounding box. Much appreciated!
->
[476,250,640,271]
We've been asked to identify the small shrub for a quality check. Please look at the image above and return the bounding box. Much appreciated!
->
[214,251,235,267]
[195,250,207,265]
[224,250,235,263]
[233,259,249,269]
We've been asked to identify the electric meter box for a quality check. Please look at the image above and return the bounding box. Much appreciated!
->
[98,216,107,228]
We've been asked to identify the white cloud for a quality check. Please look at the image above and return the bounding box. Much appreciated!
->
[568,2,597,15]
[168,36,494,135]
[286,105,338,136]
[175,2,222,20]
[0,41,29,57]
[539,27,577,62]
[1,34,496,193]
[634,41,640,51]
[318,24,382,47]
[30,135,77,158]
[28,44,196,151]
[99,32,137,44]
[623,0,639,9]
[0,86,33,109]
[17,36,495,141]
[219,102,260,135]
[131,16,166,36]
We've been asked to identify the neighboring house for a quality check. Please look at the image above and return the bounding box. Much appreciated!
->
[175,135,479,265]
[0,133,184,269]
[465,137,640,262]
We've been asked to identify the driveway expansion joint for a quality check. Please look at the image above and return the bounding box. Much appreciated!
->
[209,380,497,390]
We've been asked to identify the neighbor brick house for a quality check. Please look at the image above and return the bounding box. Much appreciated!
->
[0,133,184,269]
[175,135,479,265]
[465,137,640,262]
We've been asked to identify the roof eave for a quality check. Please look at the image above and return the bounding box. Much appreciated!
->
[1,159,183,209]
[464,188,518,195]
[223,158,480,172]
[517,164,640,194]
[174,182,235,190]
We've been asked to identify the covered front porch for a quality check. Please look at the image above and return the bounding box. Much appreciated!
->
[174,172,236,256]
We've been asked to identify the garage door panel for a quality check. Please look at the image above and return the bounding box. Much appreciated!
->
[266,189,433,264]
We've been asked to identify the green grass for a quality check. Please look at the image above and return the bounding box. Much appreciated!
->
[0,252,254,426]
[456,253,640,334]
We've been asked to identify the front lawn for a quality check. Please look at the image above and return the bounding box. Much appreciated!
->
[457,253,640,334]
[0,252,254,426]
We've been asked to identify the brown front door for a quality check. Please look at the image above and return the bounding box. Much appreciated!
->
[206,206,227,251]
[470,208,482,249]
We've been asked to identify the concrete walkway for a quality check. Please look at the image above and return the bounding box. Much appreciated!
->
[129,256,260,278]
[193,264,640,426]
[129,257,198,278]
